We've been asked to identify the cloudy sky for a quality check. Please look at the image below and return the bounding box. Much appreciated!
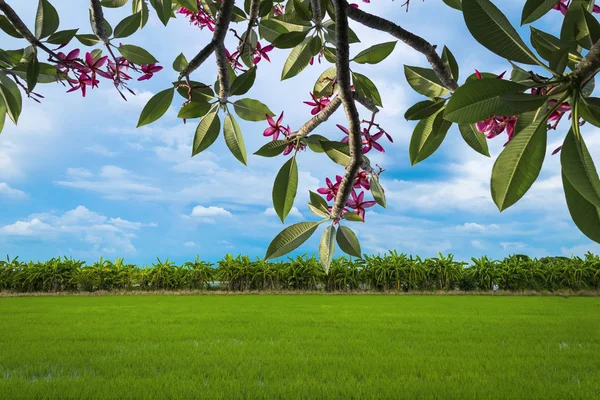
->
[0,0,598,264]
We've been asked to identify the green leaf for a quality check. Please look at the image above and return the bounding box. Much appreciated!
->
[233,98,274,121]
[175,80,215,102]
[444,78,528,123]
[319,225,336,272]
[530,27,570,74]
[293,0,312,21]
[404,98,446,120]
[321,141,350,166]
[510,61,532,83]
[177,101,211,119]
[118,44,158,65]
[172,53,188,72]
[151,0,172,26]
[0,97,6,134]
[102,0,129,7]
[272,30,310,49]
[309,190,330,214]
[521,0,559,25]
[353,41,397,64]
[9,62,62,83]
[442,0,462,10]
[579,96,600,127]
[442,46,459,81]
[76,34,102,46]
[35,0,60,39]
[132,0,150,28]
[137,88,174,127]
[192,106,220,156]
[258,19,289,43]
[281,39,313,80]
[561,0,594,43]
[0,74,23,124]
[404,65,449,98]
[0,15,22,38]
[305,134,328,153]
[265,221,321,260]
[323,20,360,44]
[576,8,600,50]
[491,108,547,211]
[561,129,600,208]
[273,157,299,223]
[370,175,386,208]
[26,57,40,92]
[313,67,336,98]
[458,123,490,157]
[254,140,289,157]
[223,112,247,165]
[230,67,256,96]
[114,13,142,38]
[308,203,330,219]
[562,173,600,243]
[462,0,541,65]
[46,29,79,45]
[352,72,382,107]
[309,36,322,56]
[409,109,452,165]
[342,212,364,222]
[178,0,199,12]
[336,226,362,258]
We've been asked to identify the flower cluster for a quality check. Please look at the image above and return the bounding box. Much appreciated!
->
[263,112,305,155]
[553,0,600,15]
[54,49,162,99]
[177,3,216,31]
[336,119,393,154]
[317,175,376,221]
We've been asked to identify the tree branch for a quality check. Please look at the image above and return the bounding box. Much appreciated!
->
[90,0,109,44]
[296,96,343,139]
[346,4,458,92]
[238,0,259,58]
[573,39,600,87]
[311,0,323,25]
[331,0,362,220]
[179,0,235,80]
[0,0,59,59]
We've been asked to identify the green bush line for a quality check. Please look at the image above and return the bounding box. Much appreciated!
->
[1,252,599,293]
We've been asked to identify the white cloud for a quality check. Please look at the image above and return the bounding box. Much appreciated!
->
[0,182,27,199]
[459,222,500,232]
[184,241,197,247]
[0,206,156,255]
[189,206,232,223]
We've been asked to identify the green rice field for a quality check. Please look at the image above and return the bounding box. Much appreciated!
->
[1,295,599,399]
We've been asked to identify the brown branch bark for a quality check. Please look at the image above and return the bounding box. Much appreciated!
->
[179,0,235,80]
[0,0,59,59]
[311,0,323,24]
[346,4,458,92]
[573,39,600,87]
[238,0,259,57]
[331,0,362,220]
[296,96,343,139]
[90,0,109,44]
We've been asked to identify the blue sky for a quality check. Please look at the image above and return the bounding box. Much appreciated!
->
[0,0,598,264]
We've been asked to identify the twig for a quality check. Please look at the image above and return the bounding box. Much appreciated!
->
[572,39,600,88]
[237,0,259,60]
[331,0,362,220]
[346,4,458,91]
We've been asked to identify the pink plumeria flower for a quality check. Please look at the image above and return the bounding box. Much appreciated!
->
[225,49,243,71]
[56,49,81,69]
[253,42,274,64]
[346,190,377,221]
[317,175,343,201]
[362,128,385,153]
[553,0,568,15]
[273,4,284,16]
[264,112,286,140]
[353,170,370,190]
[547,99,572,130]
[138,63,163,81]
[67,73,98,97]
[177,6,215,31]
[303,93,331,115]
[77,52,109,82]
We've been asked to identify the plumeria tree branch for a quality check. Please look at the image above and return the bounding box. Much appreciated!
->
[90,0,109,44]
[0,0,59,60]
[311,0,323,24]
[331,0,362,220]
[179,0,235,80]
[346,4,458,91]
[296,96,343,139]
[238,0,259,58]
[573,38,600,87]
